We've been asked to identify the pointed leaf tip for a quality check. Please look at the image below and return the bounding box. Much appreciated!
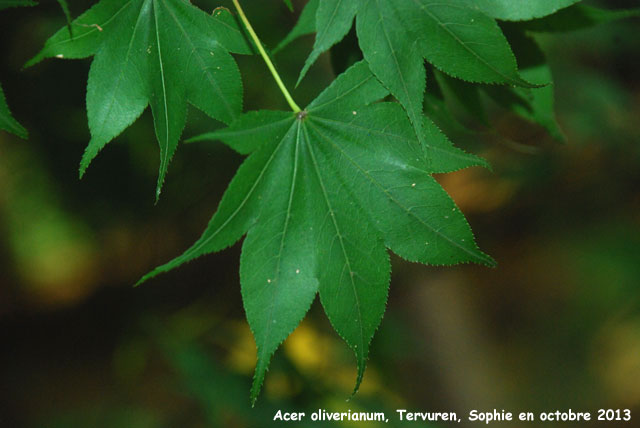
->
[297,0,358,86]
[32,0,247,197]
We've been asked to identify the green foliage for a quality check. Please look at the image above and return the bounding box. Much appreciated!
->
[28,0,251,198]
[17,0,639,404]
[297,0,358,85]
[140,61,493,403]
[294,0,540,167]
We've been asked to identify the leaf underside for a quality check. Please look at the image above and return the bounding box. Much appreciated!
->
[140,61,495,404]
[27,0,251,199]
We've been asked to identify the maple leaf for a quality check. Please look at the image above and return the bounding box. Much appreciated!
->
[293,0,537,175]
[138,61,494,403]
[27,0,252,199]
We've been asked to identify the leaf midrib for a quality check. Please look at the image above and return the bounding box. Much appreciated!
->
[316,0,346,49]
[314,115,477,164]
[92,0,149,140]
[302,123,366,365]
[307,74,375,113]
[257,121,303,372]
[410,0,524,86]
[192,114,294,152]
[369,0,417,115]
[161,0,235,122]
[152,0,170,177]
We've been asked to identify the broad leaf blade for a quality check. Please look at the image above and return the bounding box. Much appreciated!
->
[141,62,493,403]
[189,110,295,155]
[418,114,489,172]
[354,0,534,164]
[26,0,131,66]
[137,114,296,285]
[306,60,388,114]
[82,0,151,178]
[304,124,390,395]
[308,105,495,266]
[356,0,426,145]
[243,123,322,405]
[395,0,534,87]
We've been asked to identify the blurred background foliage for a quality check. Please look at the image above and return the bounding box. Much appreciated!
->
[1,0,639,427]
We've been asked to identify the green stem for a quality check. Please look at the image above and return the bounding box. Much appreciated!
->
[232,0,301,113]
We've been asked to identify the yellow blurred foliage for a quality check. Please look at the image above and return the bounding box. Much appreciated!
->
[436,168,516,213]
[592,319,640,406]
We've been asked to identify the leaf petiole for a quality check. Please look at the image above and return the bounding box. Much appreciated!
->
[232,0,302,113]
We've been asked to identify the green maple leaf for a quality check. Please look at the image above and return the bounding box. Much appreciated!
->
[294,0,536,175]
[299,0,536,86]
[139,61,494,403]
[27,0,251,199]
